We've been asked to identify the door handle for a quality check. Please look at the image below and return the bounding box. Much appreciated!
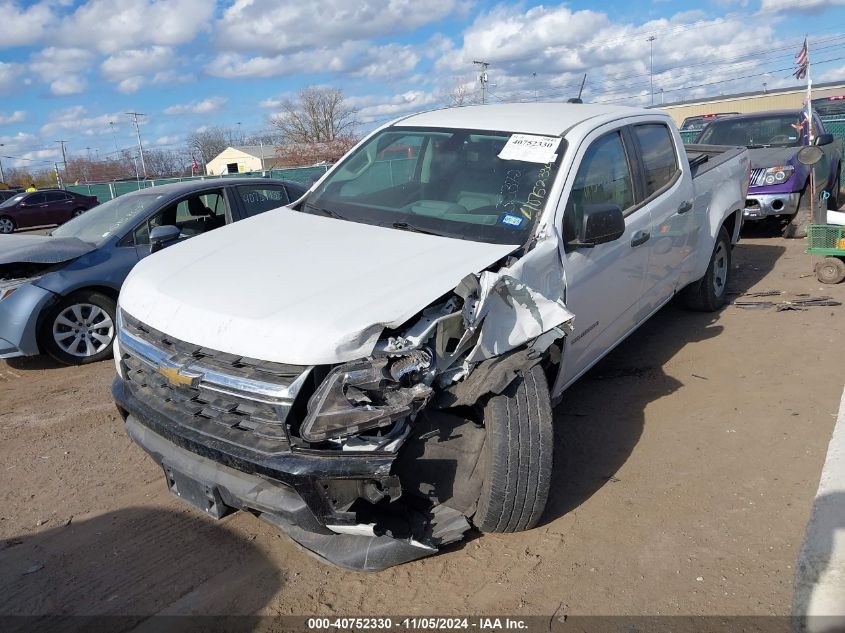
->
[631,231,650,247]
[677,200,693,214]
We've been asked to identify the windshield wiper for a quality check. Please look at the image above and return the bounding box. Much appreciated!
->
[389,222,447,237]
[303,202,344,219]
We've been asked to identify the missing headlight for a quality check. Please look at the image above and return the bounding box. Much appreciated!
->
[299,356,432,443]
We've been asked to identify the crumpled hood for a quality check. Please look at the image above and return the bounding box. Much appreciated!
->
[748,146,801,169]
[119,208,517,365]
[0,234,95,266]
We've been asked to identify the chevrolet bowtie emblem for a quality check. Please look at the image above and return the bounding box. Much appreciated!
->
[157,364,201,388]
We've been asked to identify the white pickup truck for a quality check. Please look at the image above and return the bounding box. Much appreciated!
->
[111,104,749,571]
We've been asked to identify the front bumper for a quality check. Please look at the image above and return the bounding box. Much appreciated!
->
[0,283,56,359]
[112,376,467,571]
[743,191,801,220]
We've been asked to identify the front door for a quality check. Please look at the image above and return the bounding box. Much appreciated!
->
[18,193,47,228]
[558,127,651,388]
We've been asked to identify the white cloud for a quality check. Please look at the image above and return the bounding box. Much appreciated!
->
[101,46,174,80]
[30,47,94,95]
[0,110,26,125]
[164,97,227,115]
[351,90,439,123]
[216,0,468,55]
[116,76,145,94]
[0,62,23,96]
[50,75,87,96]
[154,134,181,146]
[0,1,56,49]
[41,105,120,137]
[760,0,845,13]
[56,0,214,54]
[208,41,422,80]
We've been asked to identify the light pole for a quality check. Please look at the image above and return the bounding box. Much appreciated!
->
[762,82,768,94]
[109,121,119,154]
[126,111,147,178]
[0,143,5,183]
[647,36,656,105]
[659,87,665,105]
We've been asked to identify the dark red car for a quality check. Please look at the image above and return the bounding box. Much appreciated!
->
[0,189,99,234]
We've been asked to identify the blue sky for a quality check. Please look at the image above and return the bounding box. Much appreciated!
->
[1,0,844,170]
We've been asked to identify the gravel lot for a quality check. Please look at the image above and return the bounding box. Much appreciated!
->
[1,225,844,624]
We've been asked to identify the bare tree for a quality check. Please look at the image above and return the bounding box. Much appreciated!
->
[439,79,478,107]
[269,87,358,145]
[186,126,239,165]
[144,149,183,178]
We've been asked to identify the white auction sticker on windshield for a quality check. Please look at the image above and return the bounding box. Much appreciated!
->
[498,134,561,164]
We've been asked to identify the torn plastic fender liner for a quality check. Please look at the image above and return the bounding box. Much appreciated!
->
[0,234,95,266]
[457,237,574,363]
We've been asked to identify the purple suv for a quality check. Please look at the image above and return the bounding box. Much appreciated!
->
[0,189,99,234]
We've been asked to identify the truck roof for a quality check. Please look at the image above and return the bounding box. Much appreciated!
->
[393,103,657,136]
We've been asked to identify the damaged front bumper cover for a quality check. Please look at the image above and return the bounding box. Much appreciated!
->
[113,377,471,571]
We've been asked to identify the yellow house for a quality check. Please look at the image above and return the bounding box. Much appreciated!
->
[205,145,279,175]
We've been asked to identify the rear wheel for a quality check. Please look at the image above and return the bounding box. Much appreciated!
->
[39,290,117,365]
[0,216,15,234]
[681,225,732,312]
[816,257,845,285]
[472,364,553,533]
[71,208,85,218]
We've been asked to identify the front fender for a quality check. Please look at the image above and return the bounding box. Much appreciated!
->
[0,283,57,358]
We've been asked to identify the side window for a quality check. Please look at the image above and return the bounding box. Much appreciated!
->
[236,185,290,218]
[564,131,635,242]
[132,212,164,246]
[24,193,46,205]
[44,191,67,203]
[633,124,679,197]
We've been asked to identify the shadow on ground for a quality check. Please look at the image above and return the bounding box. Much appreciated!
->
[0,507,282,632]
[542,240,786,524]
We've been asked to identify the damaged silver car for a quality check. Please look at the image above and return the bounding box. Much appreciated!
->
[112,104,749,570]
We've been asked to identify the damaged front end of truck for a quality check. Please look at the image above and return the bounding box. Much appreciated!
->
[113,234,572,571]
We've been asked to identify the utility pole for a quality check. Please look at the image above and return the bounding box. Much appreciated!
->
[647,36,656,105]
[473,60,489,104]
[0,143,5,183]
[237,121,243,144]
[54,162,63,189]
[762,82,768,94]
[109,121,119,154]
[126,111,147,178]
[85,147,92,162]
[532,72,538,101]
[55,140,69,178]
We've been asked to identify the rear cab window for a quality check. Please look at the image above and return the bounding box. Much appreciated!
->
[632,123,680,198]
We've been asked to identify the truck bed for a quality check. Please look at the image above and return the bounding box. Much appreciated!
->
[685,144,747,179]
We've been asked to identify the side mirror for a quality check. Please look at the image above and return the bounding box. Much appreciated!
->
[815,133,834,146]
[569,203,625,248]
[149,225,180,254]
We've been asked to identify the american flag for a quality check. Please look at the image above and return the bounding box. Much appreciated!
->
[794,37,808,80]
[191,156,199,174]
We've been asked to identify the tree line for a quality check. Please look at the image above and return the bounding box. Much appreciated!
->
[4,87,363,189]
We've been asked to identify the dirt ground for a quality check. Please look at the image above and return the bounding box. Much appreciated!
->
[2,225,844,623]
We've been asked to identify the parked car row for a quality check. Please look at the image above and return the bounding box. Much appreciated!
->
[0,177,306,364]
[0,189,100,234]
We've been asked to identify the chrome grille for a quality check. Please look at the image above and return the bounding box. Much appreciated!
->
[118,310,310,456]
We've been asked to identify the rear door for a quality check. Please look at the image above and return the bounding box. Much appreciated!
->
[42,191,74,224]
[558,124,652,387]
[628,121,695,315]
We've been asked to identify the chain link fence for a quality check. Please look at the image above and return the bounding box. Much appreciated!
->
[65,166,330,202]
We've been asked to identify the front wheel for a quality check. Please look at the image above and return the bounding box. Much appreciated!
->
[783,185,811,239]
[681,225,732,312]
[39,290,117,365]
[472,364,553,533]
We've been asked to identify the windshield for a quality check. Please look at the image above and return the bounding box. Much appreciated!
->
[51,193,165,245]
[697,115,806,147]
[0,194,26,208]
[305,126,565,245]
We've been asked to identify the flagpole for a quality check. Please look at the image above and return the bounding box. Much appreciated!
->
[805,35,817,223]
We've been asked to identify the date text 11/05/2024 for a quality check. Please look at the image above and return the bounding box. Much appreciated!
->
[307,617,530,630]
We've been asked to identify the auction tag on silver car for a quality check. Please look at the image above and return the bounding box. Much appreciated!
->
[498,134,561,164]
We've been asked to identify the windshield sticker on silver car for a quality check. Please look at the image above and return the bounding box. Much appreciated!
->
[499,213,525,228]
[498,134,561,164]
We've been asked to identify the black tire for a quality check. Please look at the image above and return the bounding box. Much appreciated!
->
[829,170,842,211]
[72,208,86,218]
[0,215,15,234]
[783,185,811,239]
[39,290,117,365]
[816,257,845,285]
[472,364,553,533]
[681,225,732,312]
